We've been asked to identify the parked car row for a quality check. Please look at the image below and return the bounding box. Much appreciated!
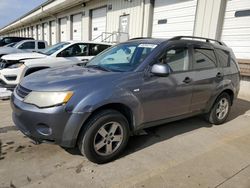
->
[0,37,34,47]
[9,36,240,163]
[0,40,47,58]
[0,39,111,90]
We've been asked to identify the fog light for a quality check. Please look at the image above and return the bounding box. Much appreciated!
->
[36,123,52,136]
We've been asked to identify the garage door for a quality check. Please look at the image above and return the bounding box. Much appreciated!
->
[152,0,197,38]
[91,7,107,41]
[72,14,82,41]
[221,0,250,59]
[23,28,26,37]
[37,25,42,40]
[43,23,49,43]
[50,21,56,45]
[59,18,67,42]
[33,26,37,40]
[28,28,31,37]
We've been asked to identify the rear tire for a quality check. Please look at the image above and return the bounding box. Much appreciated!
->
[78,110,130,164]
[205,93,231,125]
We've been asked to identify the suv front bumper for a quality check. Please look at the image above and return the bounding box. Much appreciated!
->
[11,92,90,148]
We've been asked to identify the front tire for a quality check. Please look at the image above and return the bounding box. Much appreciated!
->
[206,93,231,125]
[78,110,130,164]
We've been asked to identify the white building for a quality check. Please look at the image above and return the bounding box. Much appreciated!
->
[0,0,250,61]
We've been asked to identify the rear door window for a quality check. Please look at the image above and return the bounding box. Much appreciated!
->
[89,44,110,56]
[38,42,46,49]
[193,48,217,70]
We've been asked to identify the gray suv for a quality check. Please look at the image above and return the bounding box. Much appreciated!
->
[11,36,240,163]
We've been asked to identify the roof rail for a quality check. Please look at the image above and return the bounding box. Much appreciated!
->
[129,37,153,40]
[170,36,226,46]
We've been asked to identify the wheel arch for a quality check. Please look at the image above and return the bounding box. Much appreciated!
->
[222,89,234,105]
[206,88,235,113]
[75,102,135,146]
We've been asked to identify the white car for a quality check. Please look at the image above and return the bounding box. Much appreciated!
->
[0,41,111,90]
[0,40,47,58]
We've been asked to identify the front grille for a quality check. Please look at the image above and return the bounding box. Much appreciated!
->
[5,75,17,81]
[15,85,31,99]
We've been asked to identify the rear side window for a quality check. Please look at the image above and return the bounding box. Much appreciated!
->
[89,44,110,56]
[19,42,35,49]
[193,48,217,70]
[215,49,230,67]
[38,42,46,49]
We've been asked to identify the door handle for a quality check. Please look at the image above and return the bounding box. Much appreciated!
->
[216,72,223,79]
[183,77,192,84]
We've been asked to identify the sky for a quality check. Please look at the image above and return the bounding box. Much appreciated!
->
[0,0,47,29]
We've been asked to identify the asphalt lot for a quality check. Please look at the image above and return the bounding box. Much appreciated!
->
[0,96,250,188]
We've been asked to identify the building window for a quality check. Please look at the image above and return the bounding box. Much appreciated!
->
[158,19,167,24]
[235,9,250,17]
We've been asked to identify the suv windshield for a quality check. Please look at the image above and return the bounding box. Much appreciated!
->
[5,42,17,47]
[86,43,157,72]
[41,42,70,56]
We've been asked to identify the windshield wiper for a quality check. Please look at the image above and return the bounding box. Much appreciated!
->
[86,65,111,72]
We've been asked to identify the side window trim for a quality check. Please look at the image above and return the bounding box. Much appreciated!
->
[81,43,90,56]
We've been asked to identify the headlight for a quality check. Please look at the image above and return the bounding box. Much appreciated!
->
[24,91,73,108]
[8,63,24,69]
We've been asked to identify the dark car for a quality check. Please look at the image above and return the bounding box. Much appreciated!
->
[0,37,34,47]
[11,36,240,163]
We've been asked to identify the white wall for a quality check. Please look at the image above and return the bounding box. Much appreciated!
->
[194,0,226,39]
[1,0,250,62]
[1,0,150,42]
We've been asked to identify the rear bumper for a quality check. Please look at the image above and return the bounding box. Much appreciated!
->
[11,93,90,148]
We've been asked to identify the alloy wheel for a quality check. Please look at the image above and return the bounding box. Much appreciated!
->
[216,98,229,120]
[93,121,124,156]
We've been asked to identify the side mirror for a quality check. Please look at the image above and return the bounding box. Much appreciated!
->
[151,63,171,77]
[60,50,70,57]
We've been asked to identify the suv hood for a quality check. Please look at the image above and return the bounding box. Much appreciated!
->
[0,47,25,55]
[21,65,124,91]
[2,52,46,61]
